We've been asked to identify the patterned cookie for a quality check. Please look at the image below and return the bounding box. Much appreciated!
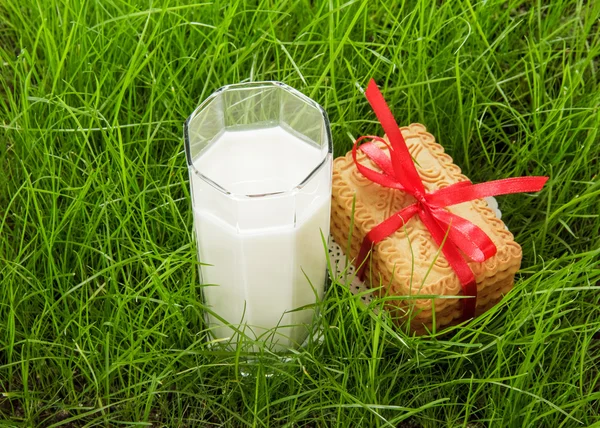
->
[331,123,522,333]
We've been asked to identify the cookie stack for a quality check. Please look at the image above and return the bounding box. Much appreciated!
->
[330,123,522,333]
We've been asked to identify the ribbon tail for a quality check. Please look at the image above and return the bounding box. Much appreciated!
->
[429,176,549,207]
[365,80,425,194]
[418,207,477,320]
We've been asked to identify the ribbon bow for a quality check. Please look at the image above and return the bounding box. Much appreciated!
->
[353,79,548,319]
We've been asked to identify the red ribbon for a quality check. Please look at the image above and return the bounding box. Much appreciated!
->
[354,79,548,320]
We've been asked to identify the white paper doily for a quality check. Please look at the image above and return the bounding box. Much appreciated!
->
[327,197,503,303]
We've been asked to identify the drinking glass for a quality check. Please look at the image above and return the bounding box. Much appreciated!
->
[184,82,332,351]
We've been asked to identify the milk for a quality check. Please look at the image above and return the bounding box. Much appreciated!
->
[189,126,331,350]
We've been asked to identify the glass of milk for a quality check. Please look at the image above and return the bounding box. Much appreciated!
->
[184,82,332,351]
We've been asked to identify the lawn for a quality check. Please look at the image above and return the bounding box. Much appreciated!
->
[1,0,599,426]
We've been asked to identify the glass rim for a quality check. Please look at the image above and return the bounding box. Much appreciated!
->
[183,81,332,199]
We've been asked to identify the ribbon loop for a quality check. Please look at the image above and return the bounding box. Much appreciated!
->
[353,79,548,321]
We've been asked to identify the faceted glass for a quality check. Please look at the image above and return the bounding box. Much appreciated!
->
[184,82,332,351]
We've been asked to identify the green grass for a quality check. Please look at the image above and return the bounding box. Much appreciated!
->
[1,0,599,426]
